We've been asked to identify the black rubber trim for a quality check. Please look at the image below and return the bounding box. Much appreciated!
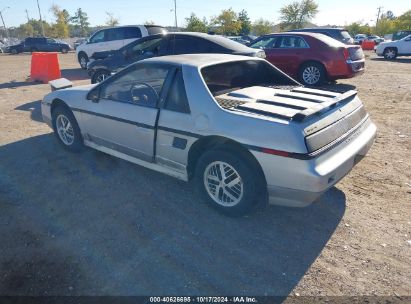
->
[71,107,155,130]
[157,126,202,139]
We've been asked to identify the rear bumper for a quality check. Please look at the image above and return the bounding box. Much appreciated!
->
[328,59,365,80]
[253,118,377,207]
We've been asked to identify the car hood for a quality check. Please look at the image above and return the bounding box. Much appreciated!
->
[377,40,397,48]
[44,84,96,104]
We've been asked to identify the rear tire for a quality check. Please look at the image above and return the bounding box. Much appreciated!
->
[78,52,88,69]
[195,149,262,216]
[299,62,325,86]
[11,49,17,55]
[51,106,83,152]
[383,48,397,60]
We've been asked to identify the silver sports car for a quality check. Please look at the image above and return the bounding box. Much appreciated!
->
[41,54,377,216]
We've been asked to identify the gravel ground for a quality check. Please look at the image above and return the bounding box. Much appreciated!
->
[0,52,410,298]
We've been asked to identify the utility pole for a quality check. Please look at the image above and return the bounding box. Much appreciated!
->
[174,0,177,28]
[36,0,45,36]
[25,9,30,22]
[376,6,383,26]
[0,7,10,40]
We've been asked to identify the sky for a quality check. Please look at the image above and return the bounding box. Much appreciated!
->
[0,0,409,29]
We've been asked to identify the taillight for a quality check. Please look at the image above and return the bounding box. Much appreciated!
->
[343,48,350,60]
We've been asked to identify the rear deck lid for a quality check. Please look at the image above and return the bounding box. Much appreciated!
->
[215,86,368,153]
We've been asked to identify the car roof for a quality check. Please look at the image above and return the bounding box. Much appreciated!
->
[264,31,328,39]
[141,53,260,68]
[290,27,346,31]
[123,32,254,53]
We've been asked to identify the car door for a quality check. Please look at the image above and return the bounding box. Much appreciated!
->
[398,36,411,54]
[249,35,280,67]
[86,30,108,55]
[46,38,58,51]
[82,63,171,162]
[271,35,310,78]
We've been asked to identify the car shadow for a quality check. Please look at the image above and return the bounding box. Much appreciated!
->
[14,100,43,122]
[0,80,39,89]
[0,134,346,296]
[60,68,90,81]
[370,57,411,63]
[316,83,357,93]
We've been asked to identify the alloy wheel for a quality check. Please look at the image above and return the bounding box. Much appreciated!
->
[56,114,74,145]
[203,161,243,207]
[302,66,321,85]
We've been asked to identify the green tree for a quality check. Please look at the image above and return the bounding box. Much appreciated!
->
[50,5,69,38]
[251,18,274,36]
[345,22,372,36]
[238,9,251,35]
[279,0,318,30]
[144,20,155,26]
[70,8,90,37]
[105,12,120,27]
[185,13,208,32]
[397,10,411,30]
[211,8,241,35]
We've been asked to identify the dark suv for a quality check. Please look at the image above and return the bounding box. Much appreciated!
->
[8,37,71,54]
[288,28,354,44]
[87,32,266,83]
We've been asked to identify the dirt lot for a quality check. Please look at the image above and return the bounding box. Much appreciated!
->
[0,52,410,298]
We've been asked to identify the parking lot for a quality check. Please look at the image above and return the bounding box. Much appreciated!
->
[0,52,410,296]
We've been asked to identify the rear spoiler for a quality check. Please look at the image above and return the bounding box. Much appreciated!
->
[49,78,73,91]
[292,90,358,122]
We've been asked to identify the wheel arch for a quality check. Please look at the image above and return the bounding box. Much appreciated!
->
[187,135,267,188]
[77,51,88,61]
[50,98,71,115]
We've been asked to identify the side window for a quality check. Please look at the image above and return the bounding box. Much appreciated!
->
[130,38,162,58]
[89,31,105,43]
[106,28,125,41]
[124,27,142,39]
[46,39,55,44]
[100,65,169,107]
[164,70,190,113]
[250,37,278,49]
[279,36,309,48]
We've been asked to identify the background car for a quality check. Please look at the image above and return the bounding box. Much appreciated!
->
[375,34,411,59]
[288,27,354,44]
[76,25,167,69]
[74,38,87,50]
[354,34,367,44]
[249,32,365,86]
[8,37,71,54]
[87,32,266,83]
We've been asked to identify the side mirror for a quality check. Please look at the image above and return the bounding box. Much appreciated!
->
[87,88,100,103]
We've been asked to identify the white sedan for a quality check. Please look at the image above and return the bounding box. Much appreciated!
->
[42,54,377,216]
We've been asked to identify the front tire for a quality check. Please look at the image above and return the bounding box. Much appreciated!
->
[195,150,262,216]
[78,52,88,69]
[91,69,111,84]
[61,47,69,54]
[11,49,18,55]
[299,62,325,86]
[52,106,83,152]
[383,48,397,60]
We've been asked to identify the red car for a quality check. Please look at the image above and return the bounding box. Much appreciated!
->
[249,32,365,86]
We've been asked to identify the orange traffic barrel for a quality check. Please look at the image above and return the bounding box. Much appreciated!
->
[361,40,376,51]
[31,52,61,83]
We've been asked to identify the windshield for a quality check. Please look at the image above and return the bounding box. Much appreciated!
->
[201,60,296,96]
[341,30,352,39]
